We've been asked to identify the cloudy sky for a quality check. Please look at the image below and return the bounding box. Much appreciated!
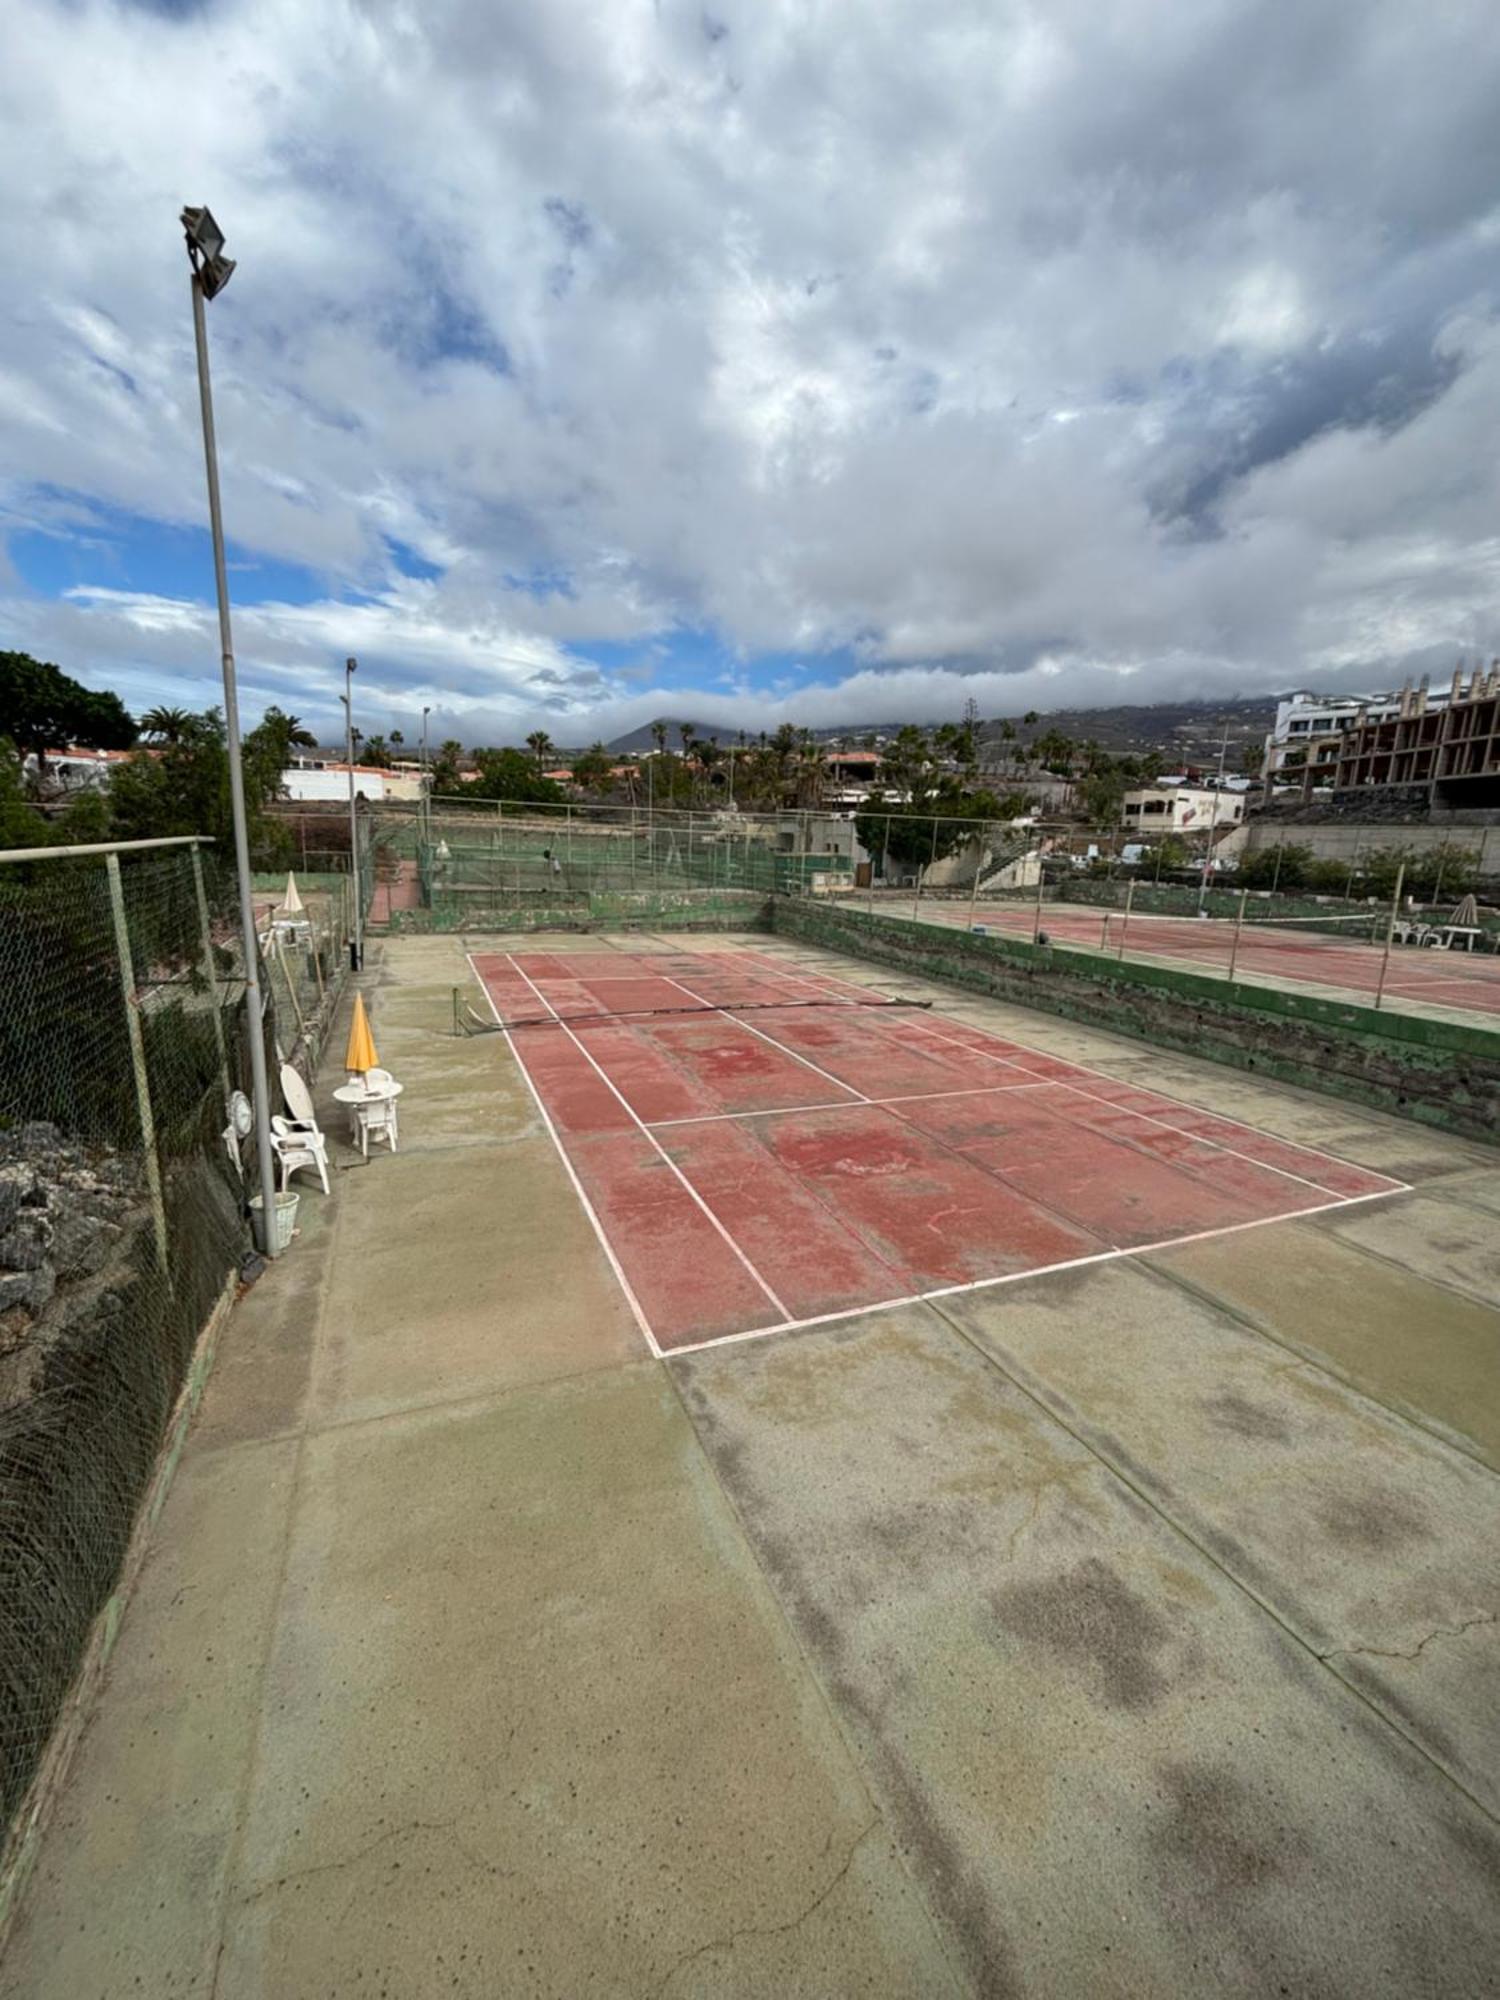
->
[2,0,1498,747]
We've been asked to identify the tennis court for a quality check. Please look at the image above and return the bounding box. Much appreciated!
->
[953,899,1500,1016]
[468,946,1407,1352]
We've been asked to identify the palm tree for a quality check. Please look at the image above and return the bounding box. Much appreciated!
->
[139,705,192,743]
[362,734,393,768]
[526,730,554,772]
[650,720,669,757]
[390,728,405,754]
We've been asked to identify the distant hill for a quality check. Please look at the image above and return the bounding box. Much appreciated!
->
[600,697,1279,763]
[977,697,1277,763]
[604,717,741,753]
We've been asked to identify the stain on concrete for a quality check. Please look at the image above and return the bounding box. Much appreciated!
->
[1201,1389,1295,1445]
[988,1557,1182,1712]
[1150,1760,1304,1900]
[1317,1488,1433,1554]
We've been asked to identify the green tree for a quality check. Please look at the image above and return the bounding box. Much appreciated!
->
[525,730,555,772]
[1238,843,1313,891]
[471,747,566,804]
[0,651,136,776]
[362,735,393,769]
[139,705,193,743]
[254,707,316,766]
[108,708,290,865]
[431,739,464,792]
[390,729,405,754]
[571,742,616,794]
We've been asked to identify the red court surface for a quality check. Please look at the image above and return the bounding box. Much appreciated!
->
[942,901,1500,1018]
[468,947,1408,1354]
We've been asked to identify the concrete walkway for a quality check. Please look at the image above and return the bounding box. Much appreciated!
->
[4,931,1499,1996]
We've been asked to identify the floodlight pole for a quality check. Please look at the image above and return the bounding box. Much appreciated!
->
[342,659,363,969]
[187,261,281,1257]
[421,705,431,841]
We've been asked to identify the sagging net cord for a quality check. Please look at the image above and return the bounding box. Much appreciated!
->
[455,994,934,1036]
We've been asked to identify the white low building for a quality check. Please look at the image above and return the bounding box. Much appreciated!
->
[280,761,424,803]
[1120,785,1245,835]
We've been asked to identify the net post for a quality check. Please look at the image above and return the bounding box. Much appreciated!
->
[188,842,229,1079]
[1271,833,1285,896]
[1227,887,1249,982]
[1117,878,1133,959]
[104,853,171,1276]
[1374,862,1406,1010]
[966,822,983,931]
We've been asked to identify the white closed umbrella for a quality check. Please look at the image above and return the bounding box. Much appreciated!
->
[279,872,305,915]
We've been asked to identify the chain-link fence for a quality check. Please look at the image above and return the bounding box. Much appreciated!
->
[0,835,359,1862]
[356,796,1036,931]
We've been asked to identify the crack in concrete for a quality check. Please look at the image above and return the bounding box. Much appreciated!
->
[648,1816,880,1997]
[1321,1611,1496,1666]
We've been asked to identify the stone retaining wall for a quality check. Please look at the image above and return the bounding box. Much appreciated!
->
[770,900,1500,1144]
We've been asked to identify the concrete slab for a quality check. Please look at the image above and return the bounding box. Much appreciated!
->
[945,1260,1500,1815]
[1315,1191,1500,1310]
[1153,1224,1500,1469]
[310,1137,642,1425]
[0,1439,298,1999]
[216,1366,958,1998]
[672,1307,1500,1998]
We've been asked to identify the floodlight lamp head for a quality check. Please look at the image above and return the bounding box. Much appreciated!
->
[181,205,235,298]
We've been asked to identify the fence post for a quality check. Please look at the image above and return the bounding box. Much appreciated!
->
[1226,887,1249,982]
[967,827,984,930]
[1271,833,1286,896]
[915,816,937,921]
[1343,836,1361,906]
[1373,863,1406,1010]
[104,854,171,1275]
[1032,847,1047,944]
[1117,878,1134,959]
[188,843,229,1080]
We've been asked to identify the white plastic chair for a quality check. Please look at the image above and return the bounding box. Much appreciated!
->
[353,1067,400,1158]
[276,1064,331,1192]
[270,1116,330,1194]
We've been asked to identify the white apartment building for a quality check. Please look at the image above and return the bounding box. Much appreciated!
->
[1120,785,1245,835]
[1262,684,1454,784]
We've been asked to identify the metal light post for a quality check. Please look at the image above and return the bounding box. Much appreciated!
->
[341,658,363,970]
[1197,718,1231,913]
[181,205,281,1258]
[421,704,431,841]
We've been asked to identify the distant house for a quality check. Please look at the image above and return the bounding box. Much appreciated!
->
[22,745,142,793]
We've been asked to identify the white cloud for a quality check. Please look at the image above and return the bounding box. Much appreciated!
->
[0,0,1496,739]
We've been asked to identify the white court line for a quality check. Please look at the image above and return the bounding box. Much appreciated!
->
[653,970,876,1105]
[464,952,661,1361]
[740,944,1408,1192]
[643,1078,1057,1130]
[503,956,791,1322]
[660,1184,1408,1359]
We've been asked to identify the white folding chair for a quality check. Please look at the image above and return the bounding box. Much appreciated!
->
[276,1064,331,1191]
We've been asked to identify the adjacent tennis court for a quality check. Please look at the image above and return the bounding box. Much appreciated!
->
[468,946,1407,1351]
[951,900,1500,1015]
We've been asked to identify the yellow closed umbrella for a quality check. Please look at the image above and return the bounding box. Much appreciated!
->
[345,990,378,1077]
